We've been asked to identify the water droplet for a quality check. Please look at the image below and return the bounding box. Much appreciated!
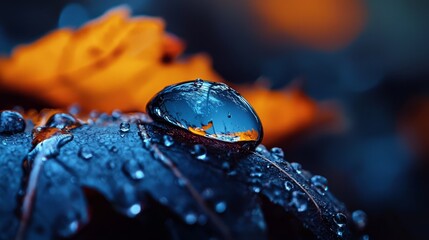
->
[163,135,174,147]
[270,147,284,160]
[250,172,263,178]
[337,229,344,238]
[191,144,207,160]
[119,122,130,133]
[289,191,307,212]
[310,175,328,195]
[127,203,142,217]
[215,201,227,213]
[78,146,93,160]
[227,113,231,118]
[334,212,348,227]
[284,181,293,191]
[361,235,369,240]
[352,210,368,230]
[110,146,118,153]
[122,160,145,181]
[0,110,26,134]
[111,109,122,120]
[146,80,263,149]
[185,213,197,224]
[256,144,270,157]
[55,211,81,238]
[252,186,261,193]
[291,162,302,174]
[193,78,204,88]
[46,113,79,129]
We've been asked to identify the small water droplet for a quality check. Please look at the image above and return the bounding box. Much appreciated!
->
[127,203,142,217]
[163,135,174,147]
[46,113,79,129]
[55,211,81,238]
[0,110,26,134]
[106,160,116,169]
[177,178,187,187]
[284,181,293,191]
[352,210,368,230]
[337,229,344,238]
[291,162,302,174]
[78,146,93,160]
[202,188,214,199]
[289,191,307,212]
[310,175,328,195]
[227,113,231,118]
[191,144,207,160]
[198,214,208,225]
[122,160,145,181]
[215,201,227,213]
[270,147,284,160]
[361,235,369,240]
[119,122,130,133]
[193,78,204,88]
[111,109,122,120]
[250,172,263,178]
[334,212,348,227]
[185,213,197,224]
[252,186,261,193]
[256,144,270,157]
[110,146,118,153]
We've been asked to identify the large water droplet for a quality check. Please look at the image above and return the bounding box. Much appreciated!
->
[215,201,227,213]
[289,191,307,212]
[122,160,145,181]
[146,80,263,149]
[162,135,174,147]
[190,144,207,160]
[310,175,328,195]
[334,212,348,227]
[352,210,368,230]
[46,113,79,129]
[0,110,26,134]
[126,203,142,217]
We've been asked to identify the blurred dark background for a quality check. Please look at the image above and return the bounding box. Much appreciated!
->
[1,0,428,239]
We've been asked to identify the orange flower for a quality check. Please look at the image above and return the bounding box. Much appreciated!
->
[0,7,321,145]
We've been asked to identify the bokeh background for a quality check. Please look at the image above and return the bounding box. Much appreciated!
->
[1,0,428,239]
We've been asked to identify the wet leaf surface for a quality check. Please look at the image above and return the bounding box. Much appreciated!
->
[0,111,366,240]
